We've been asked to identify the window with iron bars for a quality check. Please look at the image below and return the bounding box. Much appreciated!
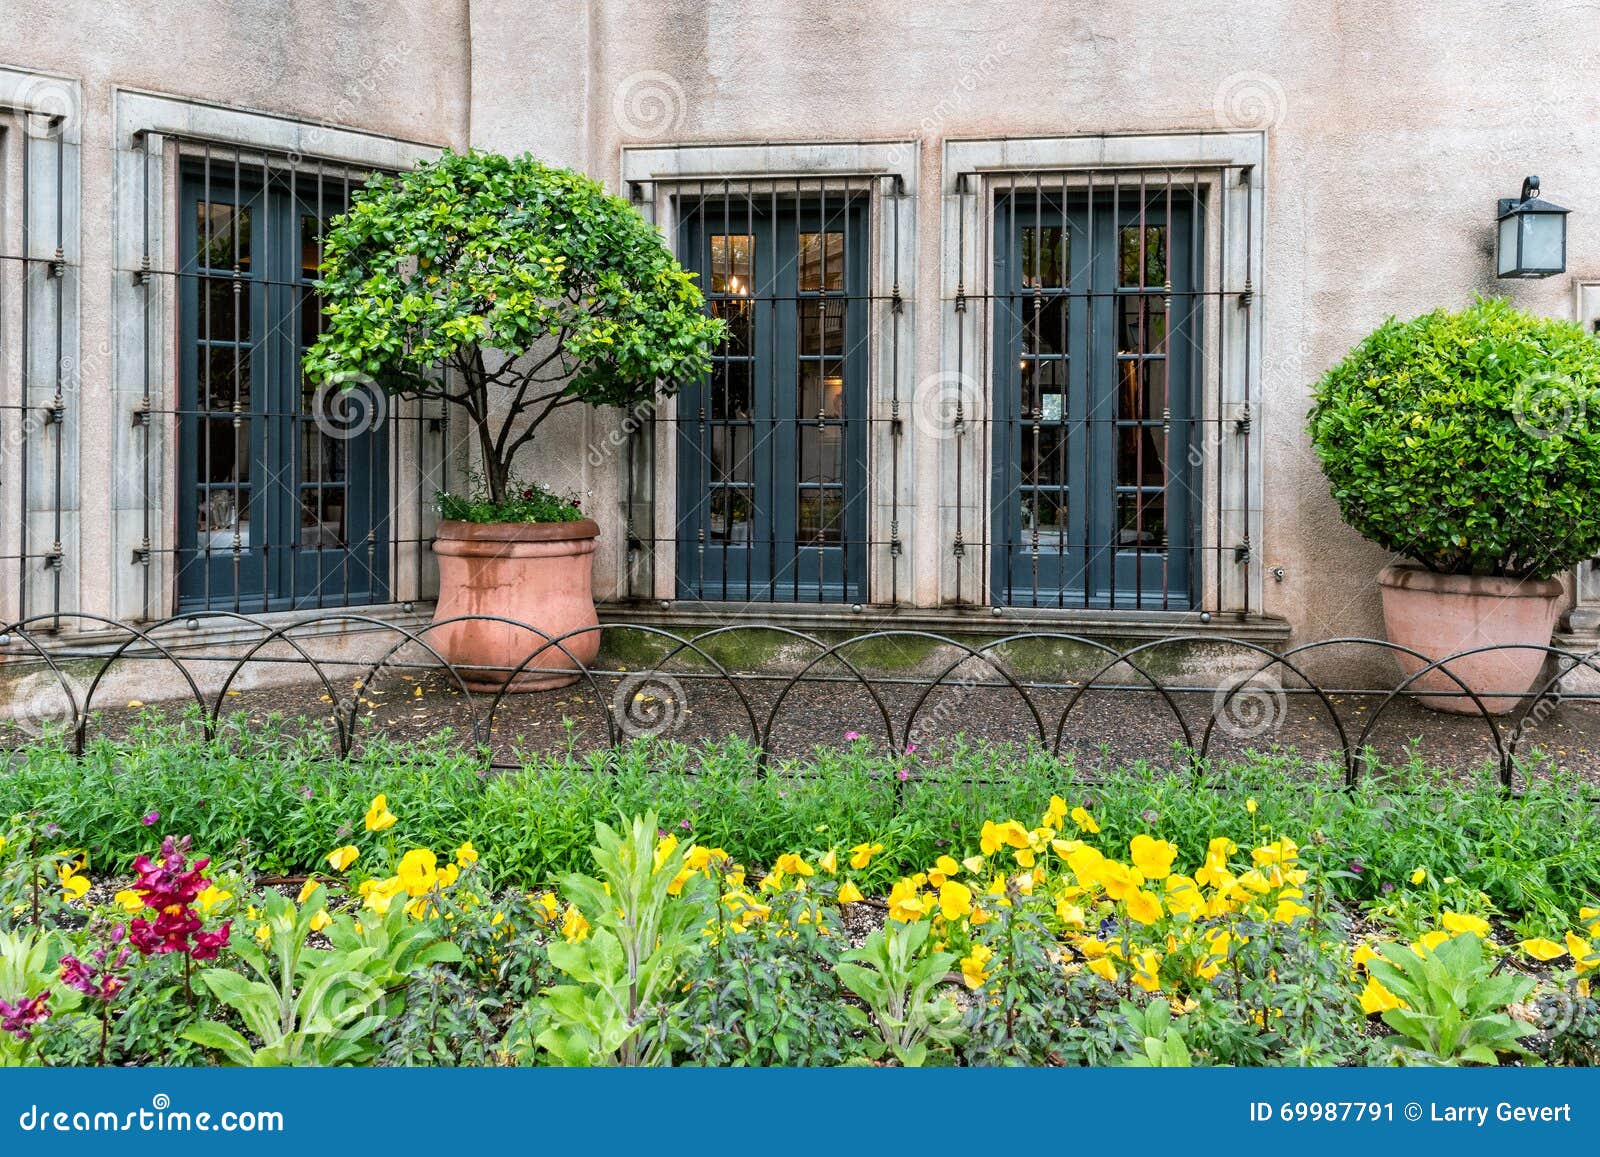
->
[130,142,447,618]
[623,177,908,607]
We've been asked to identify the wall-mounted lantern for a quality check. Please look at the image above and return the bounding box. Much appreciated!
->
[1497,176,1569,279]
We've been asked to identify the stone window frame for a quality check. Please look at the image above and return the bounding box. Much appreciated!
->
[109,88,443,625]
[0,66,83,628]
[618,140,919,608]
[941,131,1268,619]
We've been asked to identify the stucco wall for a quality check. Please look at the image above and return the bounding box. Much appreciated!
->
[470,0,1600,645]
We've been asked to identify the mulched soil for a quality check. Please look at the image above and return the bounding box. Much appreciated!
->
[41,665,1600,785]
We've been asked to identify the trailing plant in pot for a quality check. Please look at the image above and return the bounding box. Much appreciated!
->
[304,150,722,690]
[1308,297,1600,713]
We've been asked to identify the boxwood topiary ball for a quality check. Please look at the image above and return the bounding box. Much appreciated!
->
[1308,297,1600,580]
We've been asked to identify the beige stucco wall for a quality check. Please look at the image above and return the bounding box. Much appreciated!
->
[470,0,1600,646]
[5,0,1600,652]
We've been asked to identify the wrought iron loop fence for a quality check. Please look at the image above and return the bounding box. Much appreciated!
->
[1,612,1598,788]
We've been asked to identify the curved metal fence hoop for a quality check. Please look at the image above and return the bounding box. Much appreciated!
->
[70,622,212,752]
[1052,638,1199,759]
[1185,639,1355,778]
[325,617,488,752]
[438,618,616,747]
[206,612,428,757]
[762,630,1047,754]
[0,619,91,754]
[676,623,886,754]
[1504,645,1600,770]
[540,622,764,750]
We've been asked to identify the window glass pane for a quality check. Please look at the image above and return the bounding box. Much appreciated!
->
[1020,426,1066,488]
[1117,425,1168,488]
[711,425,753,484]
[1117,490,1165,548]
[713,299,752,357]
[798,299,844,355]
[1020,359,1066,418]
[1117,359,1167,424]
[797,488,842,544]
[710,234,753,295]
[203,419,249,484]
[301,214,326,278]
[202,277,248,341]
[1119,225,1166,288]
[1022,225,1066,289]
[1021,491,1068,535]
[798,232,844,293]
[709,487,753,542]
[196,202,251,270]
[1118,295,1168,354]
[198,488,251,548]
[202,348,250,411]
[1024,295,1069,356]
[301,487,347,547]
[299,286,325,348]
[798,361,844,419]
[301,424,348,484]
[798,426,842,486]
[711,360,752,419]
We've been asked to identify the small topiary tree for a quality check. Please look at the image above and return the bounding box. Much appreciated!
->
[1308,297,1600,580]
[302,149,723,519]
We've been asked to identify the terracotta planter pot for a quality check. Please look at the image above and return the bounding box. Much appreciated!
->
[1377,565,1563,715]
[431,519,601,692]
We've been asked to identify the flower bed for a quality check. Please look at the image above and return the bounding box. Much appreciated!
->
[1,727,1598,1067]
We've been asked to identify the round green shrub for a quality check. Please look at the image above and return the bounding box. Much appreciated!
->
[1307,297,1600,579]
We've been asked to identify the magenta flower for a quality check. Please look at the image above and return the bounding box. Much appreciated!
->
[189,921,233,962]
[60,926,131,1002]
[124,835,229,962]
[0,991,52,1041]
[844,731,860,741]
[904,743,918,755]
[896,768,910,782]
[141,811,160,826]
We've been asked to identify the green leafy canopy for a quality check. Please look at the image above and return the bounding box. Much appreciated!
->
[302,148,723,511]
[1307,297,1600,579]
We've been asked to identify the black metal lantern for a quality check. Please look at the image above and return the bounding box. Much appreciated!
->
[1496,176,1569,279]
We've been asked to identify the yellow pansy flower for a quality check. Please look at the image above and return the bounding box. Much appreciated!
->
[113,889,146,913]
[1412,930,1450,955]
[1130,835,1177,880]
[1352,943,1379,971]
[364,794,397,832]
[326,845,360,872]
[196,884,231,915]
[309,909,332,933]
[927,855,962,887]
[1567,932,1597,974]
[653,834,679,871]
[1359,976,1404,1015]
[1440,911,1489,938]
[561,906,589,943]
[849,842,883,870]
[296,878,321,905]
[1251,837,1299,867]
[58,861,90,901]
[1086,956,1118,982]
[396,848,438,897]
[960,943,993,989]
[454,841,478,868]
[938,880,973,921]
[773,853,814,878]
[1519,937,1567,962]
[887,878,932,923]
[437,863,460,889]
[1055,898,1086,929]
[533,891,559,921]
[979,820,1030,856]
[1245,797,1258,815]
[818,849,838,875]
[1070,806,1100,835]
[1409,867,1428,885]
[1125,889,1163,926]
[1095,860,1144,902]
[1272,898,1311,924]
[1131,950,1162,992]
[837,881,863,904]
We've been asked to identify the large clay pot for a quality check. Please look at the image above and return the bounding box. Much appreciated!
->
[1377,565,1563,715]
[431,519,601,692]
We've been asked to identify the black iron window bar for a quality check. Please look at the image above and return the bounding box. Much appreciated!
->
[954,164,1257,616]
[0,113,73,630]
[125,136,447,621]
[623,174,907,607]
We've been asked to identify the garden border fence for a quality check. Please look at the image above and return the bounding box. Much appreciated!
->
[2,611,1599,788]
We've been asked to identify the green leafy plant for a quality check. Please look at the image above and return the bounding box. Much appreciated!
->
[1308,296,1600,578]
[437,477,583,524]
[304,148,723,515]
[1366,931,1536,1065]
[836,920,963,1066]
[527,812,709,1066]
[184,885,455,1066]
[1113,999,1193,1067]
